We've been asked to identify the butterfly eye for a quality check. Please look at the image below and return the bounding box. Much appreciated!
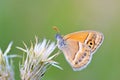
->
[90,42,92,45]
[87,39,95,49]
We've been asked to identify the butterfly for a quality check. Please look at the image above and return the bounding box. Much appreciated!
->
[54,27,104,71]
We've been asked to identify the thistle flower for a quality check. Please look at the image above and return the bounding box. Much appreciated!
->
[0,42,15,80]
[17,37,62,80]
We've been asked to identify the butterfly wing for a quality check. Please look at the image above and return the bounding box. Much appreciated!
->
[59,39,92,71]
[64,31,104,54]
[56,30,104,71]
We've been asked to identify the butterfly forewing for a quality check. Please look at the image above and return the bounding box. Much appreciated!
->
[64,31,104,54]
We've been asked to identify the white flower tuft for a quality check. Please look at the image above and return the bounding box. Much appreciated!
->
[0,42,15,80]
[17,37,62,80]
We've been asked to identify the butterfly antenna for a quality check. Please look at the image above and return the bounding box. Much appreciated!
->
[53,26,60,34]
[53,26,63,39]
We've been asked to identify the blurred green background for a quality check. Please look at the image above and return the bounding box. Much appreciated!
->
[0,0,120,80]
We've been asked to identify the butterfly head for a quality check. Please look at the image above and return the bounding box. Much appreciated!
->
[55,34,66,49]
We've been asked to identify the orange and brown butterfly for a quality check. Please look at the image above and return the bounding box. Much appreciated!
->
[53,26,104,71]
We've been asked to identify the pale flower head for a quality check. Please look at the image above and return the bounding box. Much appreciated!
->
[18,37,62,80]
[0,42,15,80]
